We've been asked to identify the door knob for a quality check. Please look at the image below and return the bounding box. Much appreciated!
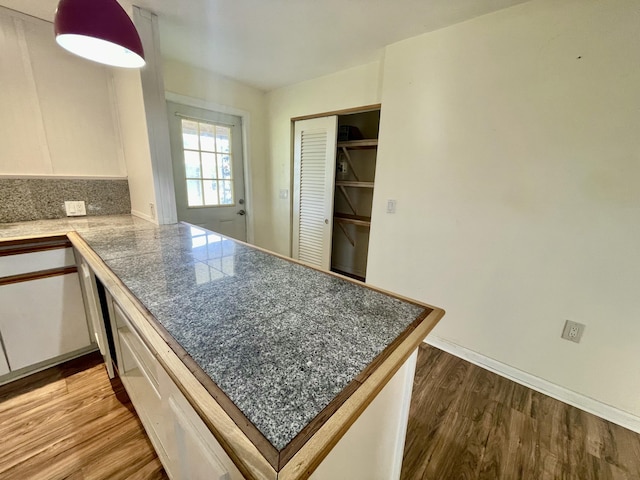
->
[237,209,246,216]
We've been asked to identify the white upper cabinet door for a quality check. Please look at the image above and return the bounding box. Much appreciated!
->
[293,116,338,270]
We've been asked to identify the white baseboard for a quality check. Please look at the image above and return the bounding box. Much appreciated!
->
[131,209,159,225]
[425,335,640,434]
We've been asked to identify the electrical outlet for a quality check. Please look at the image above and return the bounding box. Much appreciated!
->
[561,320,585,343]
[149,203,155,219]
[65,200,86,217]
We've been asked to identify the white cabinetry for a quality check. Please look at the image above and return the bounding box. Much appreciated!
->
[75,255,114,378]
[167,389,232,480]
[0,241,93,382]
[0,273,90,370]
[106,292,243,480]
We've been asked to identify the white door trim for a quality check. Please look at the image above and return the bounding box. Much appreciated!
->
[165,91,255,244]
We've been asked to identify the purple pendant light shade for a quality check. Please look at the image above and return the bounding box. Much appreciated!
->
[54,0,145,68]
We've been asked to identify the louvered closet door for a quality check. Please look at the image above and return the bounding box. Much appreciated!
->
[293,116,338,270]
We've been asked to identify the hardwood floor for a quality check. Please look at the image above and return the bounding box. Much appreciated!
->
[401,344,640,480]
[0,352,168,480]
[2,346,639,480]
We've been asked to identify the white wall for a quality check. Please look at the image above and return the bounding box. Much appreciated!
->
[112,68,157,222]
[163,59,269,246]
[0,7,126,178]
[367,0,640,419]
[265,61,383,254]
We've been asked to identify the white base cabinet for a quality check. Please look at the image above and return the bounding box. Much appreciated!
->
[0,244,93,381]
[75,255,115,378]
[0,273,91,371]
[109,296,242,480]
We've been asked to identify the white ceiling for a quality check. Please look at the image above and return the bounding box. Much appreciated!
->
[1,0,530,91]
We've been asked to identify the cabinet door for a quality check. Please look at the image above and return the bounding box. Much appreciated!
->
[0,273,91,371]
[293,116,338,270]
[76,256,114,378]
[168,395,232,480]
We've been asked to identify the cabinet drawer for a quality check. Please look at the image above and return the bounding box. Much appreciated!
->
[119,326,160,396]
[113,303,159,392]
[0,247,76,277]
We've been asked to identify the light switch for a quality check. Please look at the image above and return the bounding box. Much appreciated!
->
[386,199,397,214]
[279,189,289,200]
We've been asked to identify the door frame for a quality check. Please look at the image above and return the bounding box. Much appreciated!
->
[165,92,255,244]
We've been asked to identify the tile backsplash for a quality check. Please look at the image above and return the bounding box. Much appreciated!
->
[0,178,131,223]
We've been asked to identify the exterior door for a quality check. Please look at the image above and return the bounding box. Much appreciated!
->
[292,116,338,270]
[167,102,247,241]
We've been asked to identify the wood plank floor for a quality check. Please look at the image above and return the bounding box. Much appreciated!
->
[401,344,640,480]
[0,352,167,480]
[1,346,639,479]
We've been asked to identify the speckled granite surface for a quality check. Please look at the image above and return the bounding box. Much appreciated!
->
[0,178,131,222]
[0,216,427,451]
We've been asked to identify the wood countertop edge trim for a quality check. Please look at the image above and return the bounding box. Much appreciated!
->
[0,232,71,244]
[277,307,445,480]
[52,229,445,480]
[68,232,278,480]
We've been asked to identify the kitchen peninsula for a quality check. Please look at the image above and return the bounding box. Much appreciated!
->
[0,215,444,479]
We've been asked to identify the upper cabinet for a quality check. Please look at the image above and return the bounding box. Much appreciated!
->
[0,7,126,177]
[292,107,380,281]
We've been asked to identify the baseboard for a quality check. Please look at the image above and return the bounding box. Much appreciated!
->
[131,209,159,225]
[425,335,640,434]
[0,345,99,387]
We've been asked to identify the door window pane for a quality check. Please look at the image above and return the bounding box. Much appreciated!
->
[216,126,230,153]
[218,154,232,179]
[203,180,219,205]
[200,123,216,152]
[182,120,199,150]
[220,181,233,205]
[186,180,203,206]
[201,152,216,179]
[184,151,201,178]
[181,118,235,207]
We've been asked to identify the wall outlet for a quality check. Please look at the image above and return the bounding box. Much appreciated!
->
[149,202,155,219]
[65,200,86,217]
[561,320,585,343]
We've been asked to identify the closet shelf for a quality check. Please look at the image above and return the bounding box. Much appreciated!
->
[337,139,378,149]
[336,181,374,188]
[334,213,371,227]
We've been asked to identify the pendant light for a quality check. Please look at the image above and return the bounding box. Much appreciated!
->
[54,0,145,68]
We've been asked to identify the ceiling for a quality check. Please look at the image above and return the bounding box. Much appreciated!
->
[1,0,530,91]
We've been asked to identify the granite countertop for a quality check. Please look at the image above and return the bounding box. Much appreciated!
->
[0,215,428,452]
